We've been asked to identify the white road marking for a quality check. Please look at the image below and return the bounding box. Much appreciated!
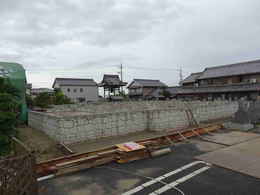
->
[121,161,210,195]
[149,166,211,195]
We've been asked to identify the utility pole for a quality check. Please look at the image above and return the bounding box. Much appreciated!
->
[119,63,123,94]
[120,64,123,83]
[179,67,183,85]
[120,63,124,93]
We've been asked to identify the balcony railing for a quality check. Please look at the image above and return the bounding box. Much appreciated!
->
[128,91,143,96]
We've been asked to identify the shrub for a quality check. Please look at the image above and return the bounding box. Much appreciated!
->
[53,89,72,105]
[26,94,34,109]
[34,92,53,108]
[0,78,20,156]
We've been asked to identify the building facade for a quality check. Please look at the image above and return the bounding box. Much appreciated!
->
[52,78,98,102]
[128,79,167,100]
[176,59,260,101]
[98,74,127,100]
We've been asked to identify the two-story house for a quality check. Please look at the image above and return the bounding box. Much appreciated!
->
[52,78,98,102]
[128,79,167,100]
[176,59,260,101]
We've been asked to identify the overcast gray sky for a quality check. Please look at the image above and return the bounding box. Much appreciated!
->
[1,0,260,88]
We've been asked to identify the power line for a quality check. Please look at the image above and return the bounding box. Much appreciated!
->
[126,65,190,73]
[26,64,192,85]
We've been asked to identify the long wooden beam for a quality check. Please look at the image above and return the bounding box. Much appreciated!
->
[36,124,222,178]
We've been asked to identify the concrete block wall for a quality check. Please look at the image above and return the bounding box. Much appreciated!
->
[29,100,238,144]
[193,101,238,123]
[149,109,188,131]
[28,111,62,141]
[29,110,149,144]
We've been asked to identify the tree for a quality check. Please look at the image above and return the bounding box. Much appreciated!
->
[159,89,172,99]
[34,92,53,108]
[53,88,72,105]
[26,94,34,109]
[0,77,20,156]
[33,89,72,109]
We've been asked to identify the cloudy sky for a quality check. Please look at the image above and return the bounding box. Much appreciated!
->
[0,0,260,88]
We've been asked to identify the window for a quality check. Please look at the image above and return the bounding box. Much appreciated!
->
[80,88,83,92]
[67,88,70,92]
[73,89,77,93]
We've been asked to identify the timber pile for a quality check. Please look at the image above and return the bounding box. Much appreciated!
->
[36,124,222,179]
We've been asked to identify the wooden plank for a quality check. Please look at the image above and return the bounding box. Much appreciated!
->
[36,125,222,177]
[56,155,99,167]
[116,142,146,152]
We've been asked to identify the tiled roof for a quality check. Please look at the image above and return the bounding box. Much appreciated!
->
[128,79,167,88]
[53,78,97,88]
[100,74,127,86]
[199,59,260,80]
[181,72,202,84]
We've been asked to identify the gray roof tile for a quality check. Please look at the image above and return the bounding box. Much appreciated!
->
[181,72,202,84]
[53,78,97,88]
[199,59,260,80]
[100,74,127,86]
[128,79,167,88]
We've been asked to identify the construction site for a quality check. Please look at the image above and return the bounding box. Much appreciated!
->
[1,99,260,195]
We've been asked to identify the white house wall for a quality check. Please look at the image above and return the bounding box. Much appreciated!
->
[60,85,98,102]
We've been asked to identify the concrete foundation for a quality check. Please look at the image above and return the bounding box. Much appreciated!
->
[28,100,238,144]
[196,137,260,179]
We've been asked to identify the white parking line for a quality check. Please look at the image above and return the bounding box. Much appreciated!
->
[149,166,211,195]
[121,161,210,195]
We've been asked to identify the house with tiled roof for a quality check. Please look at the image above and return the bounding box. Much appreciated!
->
[53,78,98,102]
[98,74,127,99]
[127,79,167,100]
[180,72,202,87]
[177,59,260,101]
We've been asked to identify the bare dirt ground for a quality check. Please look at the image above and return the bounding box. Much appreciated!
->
[67,119,231,153]
[17,126,63,162]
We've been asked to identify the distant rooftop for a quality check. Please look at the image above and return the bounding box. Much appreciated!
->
[99,74,127,87]
[53,78,97,88]
[199,59,260,80]
[181,72,202,84]
[128,79,167,88]
[31,88,53,94]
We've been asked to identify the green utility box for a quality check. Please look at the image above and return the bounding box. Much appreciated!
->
[0,62,28,122]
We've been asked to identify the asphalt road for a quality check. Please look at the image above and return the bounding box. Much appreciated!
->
[39,138,260,195]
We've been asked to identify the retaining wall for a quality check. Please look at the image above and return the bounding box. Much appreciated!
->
[28,100,238,144]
